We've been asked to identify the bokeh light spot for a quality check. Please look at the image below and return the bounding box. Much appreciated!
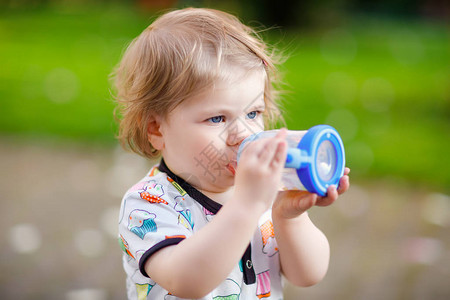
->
[66,288,107,300]
[9,223,42,254]
[44,68,79,104]
[422,193,450,227]
[100,206,120,238]
[401,237,443,265]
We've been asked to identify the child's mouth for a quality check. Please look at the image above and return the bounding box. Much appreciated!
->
[226,160,237,175]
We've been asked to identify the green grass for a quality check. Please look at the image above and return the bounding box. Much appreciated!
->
[0,6,448,190]
[0,7,151,142]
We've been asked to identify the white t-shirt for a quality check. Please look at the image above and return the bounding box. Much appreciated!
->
[118,159,283,300]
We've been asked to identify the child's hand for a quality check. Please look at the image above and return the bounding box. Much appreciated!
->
[272,168,350,219]
[233,129,288,213]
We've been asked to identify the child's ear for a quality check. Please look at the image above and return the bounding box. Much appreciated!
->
[147,115,164,151]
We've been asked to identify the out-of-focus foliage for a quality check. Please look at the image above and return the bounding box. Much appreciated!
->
[0,1,448,191]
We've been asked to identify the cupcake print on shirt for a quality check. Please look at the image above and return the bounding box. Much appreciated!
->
[128,209,157,239]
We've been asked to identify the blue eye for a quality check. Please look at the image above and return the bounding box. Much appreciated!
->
[208,116,224,123]
[247,111,258,119]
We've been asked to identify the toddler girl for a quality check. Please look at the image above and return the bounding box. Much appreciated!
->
[113,7,350,300]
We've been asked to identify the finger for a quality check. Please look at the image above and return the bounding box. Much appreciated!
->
[316,185,338,206]
[337,175,350,195]
[241,138,265,159]
[344,167,351,176]
[270,139,287,169]
[275,127,288,140]
[292,192,317,212]
[258,138,279,162]
[259,129,287,166]
[269,128,287,168]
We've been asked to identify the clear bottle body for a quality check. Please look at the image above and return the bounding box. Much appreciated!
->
[238,125,345,196]
[238,130,308,191]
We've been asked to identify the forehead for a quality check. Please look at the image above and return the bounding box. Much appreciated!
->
[182,68,266,111]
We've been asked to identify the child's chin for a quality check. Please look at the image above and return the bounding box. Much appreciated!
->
[215,175,235,187]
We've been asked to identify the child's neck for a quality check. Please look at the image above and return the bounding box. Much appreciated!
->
[201,186,235,206]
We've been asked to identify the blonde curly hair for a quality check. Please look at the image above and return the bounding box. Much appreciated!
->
[112,7,284,158]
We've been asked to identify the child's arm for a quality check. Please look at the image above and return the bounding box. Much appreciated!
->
[144,131,288,298]
[272,169,350,286]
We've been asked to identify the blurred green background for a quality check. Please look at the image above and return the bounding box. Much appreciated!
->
[1,0,449,189]
[0,0,449,299]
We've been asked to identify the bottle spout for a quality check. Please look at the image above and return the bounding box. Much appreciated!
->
[285,148,310,169]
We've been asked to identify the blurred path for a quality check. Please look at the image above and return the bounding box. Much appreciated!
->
[0,140,449,300]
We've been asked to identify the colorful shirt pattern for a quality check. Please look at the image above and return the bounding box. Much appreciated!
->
[118,160,283,299]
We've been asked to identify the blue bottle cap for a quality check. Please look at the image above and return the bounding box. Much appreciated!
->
[296,125,345,196]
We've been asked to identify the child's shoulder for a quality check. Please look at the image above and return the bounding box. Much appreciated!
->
[122,165,188,205]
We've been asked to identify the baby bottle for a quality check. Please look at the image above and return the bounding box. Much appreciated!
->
[237,125,345,196]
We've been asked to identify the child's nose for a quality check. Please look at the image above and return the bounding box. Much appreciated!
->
[225,120,251,146]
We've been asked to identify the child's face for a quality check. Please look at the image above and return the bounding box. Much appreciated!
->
[158,69,266,194]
